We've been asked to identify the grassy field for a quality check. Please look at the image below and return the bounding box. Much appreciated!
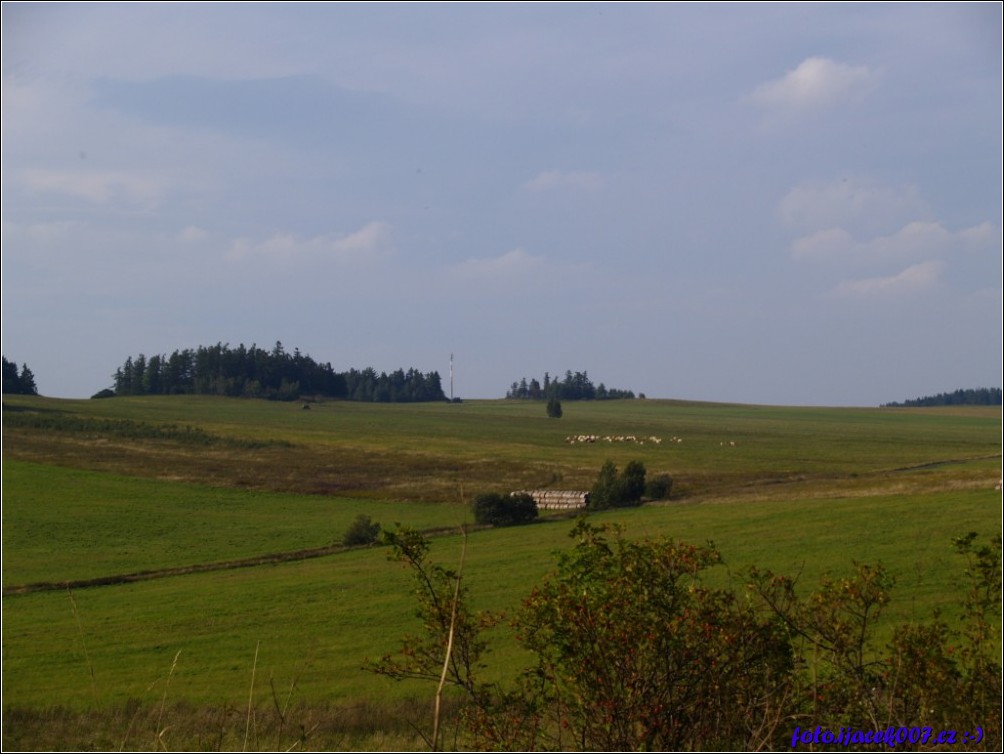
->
[1,394,1001,750]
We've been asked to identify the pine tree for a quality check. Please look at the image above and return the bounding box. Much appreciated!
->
[2,357,21,394]
[547,396,563,418]
[18,364,38,395]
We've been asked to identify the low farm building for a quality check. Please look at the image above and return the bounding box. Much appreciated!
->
[514,489,590,510]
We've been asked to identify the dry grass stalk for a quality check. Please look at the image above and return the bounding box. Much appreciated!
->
[66,586,97,702]
[431,526,468,751]
[244,640,261,752]
[155,650,181,751]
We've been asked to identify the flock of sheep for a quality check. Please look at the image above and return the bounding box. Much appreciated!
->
[563,434,740,447]
[564,434,682,445]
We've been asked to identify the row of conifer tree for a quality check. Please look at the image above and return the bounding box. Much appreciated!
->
[110,342,446,402]
[506,370,636,401]
[883,387,1001,407]
[2,356,38,396]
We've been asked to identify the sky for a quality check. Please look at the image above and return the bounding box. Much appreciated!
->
[2,2,1001,406]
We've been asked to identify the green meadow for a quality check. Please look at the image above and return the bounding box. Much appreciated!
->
[1,394,1000,749]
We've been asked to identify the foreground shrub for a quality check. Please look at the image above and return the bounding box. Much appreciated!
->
[371,526,498,750]
[515,520,794,750]
[374,523,1002,751]
[471,492,538,527]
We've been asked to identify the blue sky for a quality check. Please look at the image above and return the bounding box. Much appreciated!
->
[2,2,1001,405]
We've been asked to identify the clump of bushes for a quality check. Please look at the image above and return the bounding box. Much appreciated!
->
[588,459,647,509]
[645,473,673,500]
[472,492,538,527]
[342,514,382,546]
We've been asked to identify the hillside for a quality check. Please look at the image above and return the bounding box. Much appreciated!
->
[2,395,1000,750]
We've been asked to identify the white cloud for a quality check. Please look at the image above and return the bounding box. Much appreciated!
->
[790,228,857,260]
[21,168,167,206]
[750,56,876,112]
[177,225,209,244]
[778,179,928,235]
[331,221,394,257]
[831,261,943,298]
[524,170,603,192]
[791,221,998,262]
[957,221,999,245]
[228,221,393,263]
[2,219,81,245]
[447,248,544,281]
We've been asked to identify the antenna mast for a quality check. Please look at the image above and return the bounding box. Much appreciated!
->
[450,353,454,402]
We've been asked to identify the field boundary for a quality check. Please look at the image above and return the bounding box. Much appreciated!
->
[2,544,344,596]
[2,525,469,597]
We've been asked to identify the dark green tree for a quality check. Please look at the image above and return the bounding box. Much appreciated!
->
[546,396,563,418]
[589,460,646,509]
[19,365,37,395]
[589,460,621,510]
[1,357,37,397]
[2,357,21,394]
[2,357,38,395]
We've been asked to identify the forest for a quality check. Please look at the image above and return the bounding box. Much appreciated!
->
[883,387,1002,407]
[107,342,446,402]
[506,370,636,401]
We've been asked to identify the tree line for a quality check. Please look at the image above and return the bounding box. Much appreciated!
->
[506,370,636,401]
[883,387,1002,407]
[2,356,38,396]
[109,342,446,402]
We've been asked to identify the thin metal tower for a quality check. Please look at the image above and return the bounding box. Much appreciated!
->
[450,353,454,402]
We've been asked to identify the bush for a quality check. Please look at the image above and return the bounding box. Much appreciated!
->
[374,524,1002,752]
[515,521,794,750]
[588,460,646,509]
[90,388,116,399]
[472,492,538,527]
[645,473,673,500]
[342,514,381,546]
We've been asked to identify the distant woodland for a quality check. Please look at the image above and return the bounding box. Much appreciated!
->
[108,342,446,402]
[506,370,636,400]
[882,387,1002,407]
[2,356,38,396]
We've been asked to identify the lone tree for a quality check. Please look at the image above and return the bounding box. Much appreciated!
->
[546,396,563,418]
